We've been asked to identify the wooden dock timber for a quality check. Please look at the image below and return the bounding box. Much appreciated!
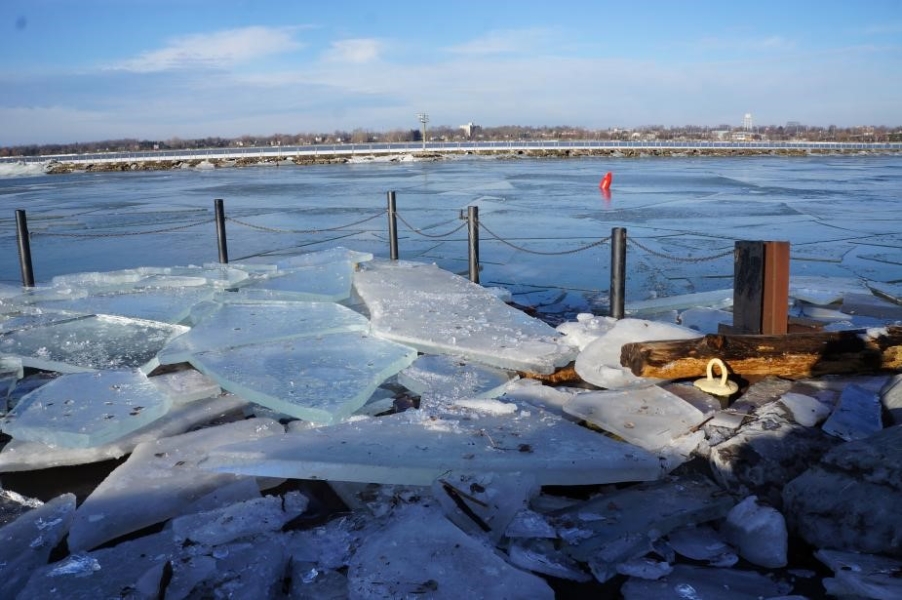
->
[621,326,902,380]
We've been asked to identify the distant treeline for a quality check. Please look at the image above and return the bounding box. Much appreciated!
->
[4,123,901,158]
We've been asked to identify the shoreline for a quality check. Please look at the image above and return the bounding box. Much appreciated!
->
[40,146,902,174]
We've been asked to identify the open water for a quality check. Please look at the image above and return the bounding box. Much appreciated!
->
[1,154,900,315]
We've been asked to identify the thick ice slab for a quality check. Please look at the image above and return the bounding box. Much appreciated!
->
[353,260,577,374]
[822,383,883,441]
[200,401,661,486]
[1,369,173,448]
[237,252,369,302]
[155,299,370,366]
[0,313,187,373]
[0,493,76,599]
[347,504,555,599]
[621,564,790,600]
[398,354,516,400]
[816,549,902,600]
[27,286,216,324]
[0,393,248,472]
[67,417,284,551]
[564,386,707,451]
[190,331,418,424]
[722,495,788,568]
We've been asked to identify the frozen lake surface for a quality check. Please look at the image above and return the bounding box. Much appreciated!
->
[2,153,900,317]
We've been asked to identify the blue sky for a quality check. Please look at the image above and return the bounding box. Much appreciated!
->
[2,0,900,146]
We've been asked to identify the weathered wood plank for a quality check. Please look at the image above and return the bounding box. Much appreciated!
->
[621,326,902,380]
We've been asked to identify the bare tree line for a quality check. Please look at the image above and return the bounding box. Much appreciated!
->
[3,123,900,158]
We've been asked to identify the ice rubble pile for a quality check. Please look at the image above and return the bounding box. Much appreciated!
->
[0,247,901,598]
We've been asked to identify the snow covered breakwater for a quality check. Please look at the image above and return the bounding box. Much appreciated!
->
[0,247,901,598]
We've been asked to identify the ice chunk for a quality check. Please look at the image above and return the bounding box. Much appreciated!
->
[0,313,187,373]
[616,557,673,580]
[155,300,370,366]
[27,286,216,324]
[190,331,418,424]
[722,495,788,568]
[574,318,703,389]
[779,391,832,426]
[621,564,790,600]
[1,369,173,448]
[433,471,536,543]
[790,275,869,305]
[16,530,179,600]
[398,354,516,400]
[147,367,221,404]
[0,493,76,599]
[200,401,661,486]
[67,417,284,551]
[347,504,555,599]
[666,525,738,567]
[273,246,373,270]
[552,475,734,567]
[822,384,883,441]
[171,491,308,546]
[563,386,707,451]
[626,288,734,317]
[0,356,23,414]
[509,539,593,582]
[354,260,576,374]
[882,374,902,425]
[238,253,362,301]
[816,549,902,600]
[677,307,734,334]
[0,393,248,472]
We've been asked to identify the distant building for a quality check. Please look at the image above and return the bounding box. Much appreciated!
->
[743,113,754,131]
[459,122,480,139]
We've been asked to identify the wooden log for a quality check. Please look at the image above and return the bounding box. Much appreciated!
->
[621,326,902,380]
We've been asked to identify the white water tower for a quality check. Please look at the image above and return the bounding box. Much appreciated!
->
[743,113,753,131]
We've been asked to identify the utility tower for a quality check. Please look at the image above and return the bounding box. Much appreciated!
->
[417,113,429,150]
[743,113,753,131]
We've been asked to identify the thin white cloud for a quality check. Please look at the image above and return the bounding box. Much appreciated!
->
[323,39,383,63]
[445,28,558,56]
[108,26,303,72]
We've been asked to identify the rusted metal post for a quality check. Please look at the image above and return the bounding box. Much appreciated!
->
[731,240,789,334]
[610,227,626,319]
[387,191,399,260]
[214,198,228,264]
[15,209,35,287]
[467,205,479,284]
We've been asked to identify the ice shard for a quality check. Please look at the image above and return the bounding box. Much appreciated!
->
[347,504,555,599]
[1,369,173,448]
[398,354,517,400]
[200,400,661,486]
[67,417,284,552]
[27,286,217,324]
[621,564,791,600]
[822,383,883,441]
[0,493,76,599]
[189,331,418,424]
[353,260,577,374]
[0,313,187,373]
[0,393,248,471]
[154,299,370,367]
[563,386,707,451]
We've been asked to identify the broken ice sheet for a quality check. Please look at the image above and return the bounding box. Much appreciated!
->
[790,275,870,305]
[242,248,373,302]
[200,400,661,486]
[354,260,577,374]
[347,504,555,599]
[154,299,370,367]
[0,313,187,373]
[822,384,883,441]
[1,369,173,449]
[551,474,734,567]
[0,393,248,472]
[433,471,536,543]
[816,548,902,600]
[666,524,738,567]
[0,493,76,599]
[189,331,417,424]
[563,386,707,451]
[25,286,217,324]
[398,354,517,400]
[66,417,285,552]
[620,564,791,600]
